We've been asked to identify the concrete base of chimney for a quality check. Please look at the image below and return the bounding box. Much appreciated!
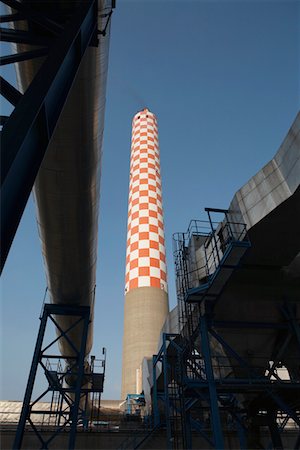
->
[121,286,169,399]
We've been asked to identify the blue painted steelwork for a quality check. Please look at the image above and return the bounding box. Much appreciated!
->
[0,0,102,272]
[199,314,225,449]
[209,327,300,427]
[153,315,300,448]
[0,47,49,65]
[162,334,173,450]
[13,303,91,450]
[2,0,64,34]
[152,333,214,449]
[282,302,300,351]
[157,208,300,448]
[69,308,90,450]
[125,393,145,416]
[0,75,22,105]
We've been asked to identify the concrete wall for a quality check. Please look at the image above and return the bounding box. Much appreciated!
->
[228,111,300,230]
[121,287,169,399]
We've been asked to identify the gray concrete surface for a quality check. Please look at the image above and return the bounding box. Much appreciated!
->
[121,287,169,399]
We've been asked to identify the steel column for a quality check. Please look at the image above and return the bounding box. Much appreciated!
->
[282,303,300,353]
[152,354,160,428]
[235,415,247,450]
[268,411,284,450]
[199,314,224,449]
[13,303,91,449]
[68,309,90,450]
[13,307,48,449]
[163,335,173,450]
[184,410,192,450]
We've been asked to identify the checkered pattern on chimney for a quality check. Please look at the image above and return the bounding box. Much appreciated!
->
[125,109,167,294]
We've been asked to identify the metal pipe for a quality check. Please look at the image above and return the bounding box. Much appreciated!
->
[10,0,112,357]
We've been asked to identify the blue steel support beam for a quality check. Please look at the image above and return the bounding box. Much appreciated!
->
[162,335,173,450]
[0,115,9,125]
[199,314,225,449]
[2,0,64,34]
[190,417,214,448]
[230,412,247,450]
[13,307,48,449]
[0,12,23,23]
[0,75,22,105]
[0,48,49,66]
[13,304,91,449]
[0,0,98,273]
[268,411,284,450]
[68,308,90,450]
[209,328,300,427]
[152,355,160,428]
[47,315,85,355]
[0,27,53,45]
[281,303,300,353]
[185,410,192,450]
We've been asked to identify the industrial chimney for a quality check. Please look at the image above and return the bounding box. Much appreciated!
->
[121,108,169,399]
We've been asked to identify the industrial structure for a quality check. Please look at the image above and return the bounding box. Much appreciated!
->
[1,0,114,448]
[1,0,299,447]
[148,112,300,449]
[122,108,169,399]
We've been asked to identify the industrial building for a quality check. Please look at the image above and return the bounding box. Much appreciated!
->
[1,0,115,448]
[1,0,299,448]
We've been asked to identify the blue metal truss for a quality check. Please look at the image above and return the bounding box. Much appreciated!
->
[12,302,107,448]
[0,0,114,272]
[13,303,91,449]
[153,312,300,449]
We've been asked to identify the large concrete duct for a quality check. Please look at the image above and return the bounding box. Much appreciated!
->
[11,0,112,357]
[121,109,169,399]
[181,112,300,379]
[218,111,300,379]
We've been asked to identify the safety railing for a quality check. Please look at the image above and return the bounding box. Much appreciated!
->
[173,211,250,337]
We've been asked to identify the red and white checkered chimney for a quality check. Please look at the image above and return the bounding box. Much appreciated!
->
[121,109,169,399]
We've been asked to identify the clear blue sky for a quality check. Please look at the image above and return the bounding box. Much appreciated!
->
[1,0,299,401]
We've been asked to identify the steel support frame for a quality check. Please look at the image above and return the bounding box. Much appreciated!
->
[209,322,300,427]
[183,383,218,447]
[172,210,299,449]
[13,303,91,450]
[162,335,173,450]
[157,311,300,449]
[153,334,208,450]
[173,212,250,307]
[153,334,181,449]
[208,309,300,447]
[0,0,99,272]
[199,314,225,449]
[182,309,299,449]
